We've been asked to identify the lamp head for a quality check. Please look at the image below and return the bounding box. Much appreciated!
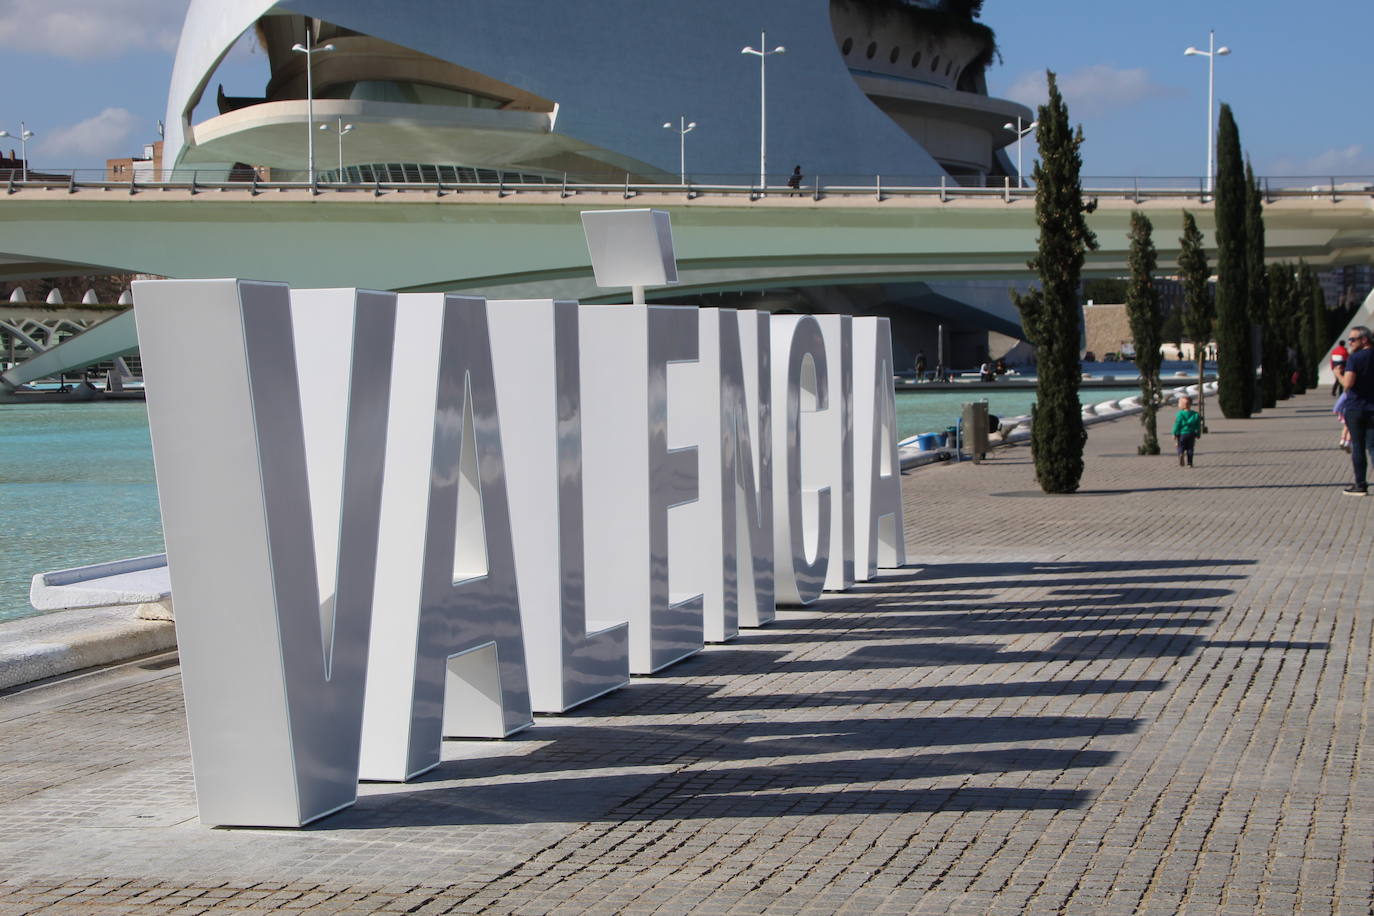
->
[686,122,697,130]
[291,42,307,53]
[663,122,673,129]
[320,44,336,52]
[1028,120,1039,130]
[773,46,786,54]
[0,131,8,139]
[741,46,756,55]
[1184,46,1201,56]
[1216,46,1230,55]
[341,124,353,134]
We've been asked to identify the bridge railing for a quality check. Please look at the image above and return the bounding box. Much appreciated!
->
[4,168,1372,203]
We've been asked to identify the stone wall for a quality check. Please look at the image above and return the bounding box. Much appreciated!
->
[1083,303,1133,358]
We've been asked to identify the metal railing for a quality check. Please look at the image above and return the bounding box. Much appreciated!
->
[4,168,1372,204]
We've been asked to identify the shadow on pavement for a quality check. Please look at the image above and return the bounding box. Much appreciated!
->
[995,483,1340,496]
[312,558,1277,830]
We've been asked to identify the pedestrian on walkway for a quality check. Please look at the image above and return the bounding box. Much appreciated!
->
[1331,341,1349,396]
[1334,325,1374,496]
[1172,395,1202,467]
[1334,392,1352,453]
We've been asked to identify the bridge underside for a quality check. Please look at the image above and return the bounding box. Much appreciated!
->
[0,189,1369,337]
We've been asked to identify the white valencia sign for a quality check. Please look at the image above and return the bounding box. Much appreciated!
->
[132,279,907,828]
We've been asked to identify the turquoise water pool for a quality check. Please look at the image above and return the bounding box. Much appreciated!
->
[896,385,1141,444]
[0,403,165,622]
[0,384,1150,623]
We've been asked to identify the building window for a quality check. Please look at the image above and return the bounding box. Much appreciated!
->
[842,37,853,55]
[945,60,953,76]
[889,46,900,64]
[865,42,877,59]
[931,55,940,72]
[319,80,504,109]
[911,51,922,68]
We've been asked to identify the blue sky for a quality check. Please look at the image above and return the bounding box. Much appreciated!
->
[3,0,1370,179]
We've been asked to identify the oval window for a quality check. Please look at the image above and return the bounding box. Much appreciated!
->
[889,46,900,64]
[865,42,877,59]
[841,37,853,56]
[931,55,940,72]
[911,51,922,68]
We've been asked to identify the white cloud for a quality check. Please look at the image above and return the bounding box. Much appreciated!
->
[1269,145,1374,176]
[36,108,140,161]
[1005,65,1180,119]
[1005,71,1050,111]
[0,0,190,59]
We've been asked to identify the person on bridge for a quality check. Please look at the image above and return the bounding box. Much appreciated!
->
[1334,325,1374,496]
[914,351,926,380]
[788,165,803,195]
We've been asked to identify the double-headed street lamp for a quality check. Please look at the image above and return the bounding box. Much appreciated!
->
[741,32,785,190]
[1184,30,1231,197]
[662,116,697,184]
[291,32,336,183]
[319,118,355,181]
[1001,117,1038,188]
[0,122,35,181]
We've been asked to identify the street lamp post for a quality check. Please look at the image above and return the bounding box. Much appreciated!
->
[1001,117,1038,189]
[741,32,785,190]
[319,118,354,181]
[291,31,336,184]
[662,117,697,184]
[0,122,36,181]
[1184,30,1231,197]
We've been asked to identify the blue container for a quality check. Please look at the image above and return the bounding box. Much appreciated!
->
[916,433,943,451]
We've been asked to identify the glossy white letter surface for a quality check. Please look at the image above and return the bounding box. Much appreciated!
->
[360,293,532,783]
[814,315,855,591]
[134,280,395,826]
[686,308,777,640]
[488,299,630,712]
[580,304,704,673]
[770,315,831,606]
[853,317,908,577]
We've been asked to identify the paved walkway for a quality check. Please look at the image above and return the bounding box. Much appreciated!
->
[1,391,1370,915]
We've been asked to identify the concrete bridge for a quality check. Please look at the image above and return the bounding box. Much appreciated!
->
[0,179,1369,302]
[0,178,1369,388]
[0,304,122,362]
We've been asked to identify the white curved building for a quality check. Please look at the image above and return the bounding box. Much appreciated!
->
[166,0,1031,185]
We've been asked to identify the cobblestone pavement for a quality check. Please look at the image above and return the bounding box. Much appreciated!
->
[1,391,1370,914]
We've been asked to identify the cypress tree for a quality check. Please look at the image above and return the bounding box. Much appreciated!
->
[1265,263,1294,400]
[1246,162,1276,410]
[1213,104,1252,418]
[1011,71,1098,493]
[1292,261,1312,394]
[1126,211,1162,455]
[1303,264,1327,386]
[1162,307,1184,352]
[1178,211,1212,431]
